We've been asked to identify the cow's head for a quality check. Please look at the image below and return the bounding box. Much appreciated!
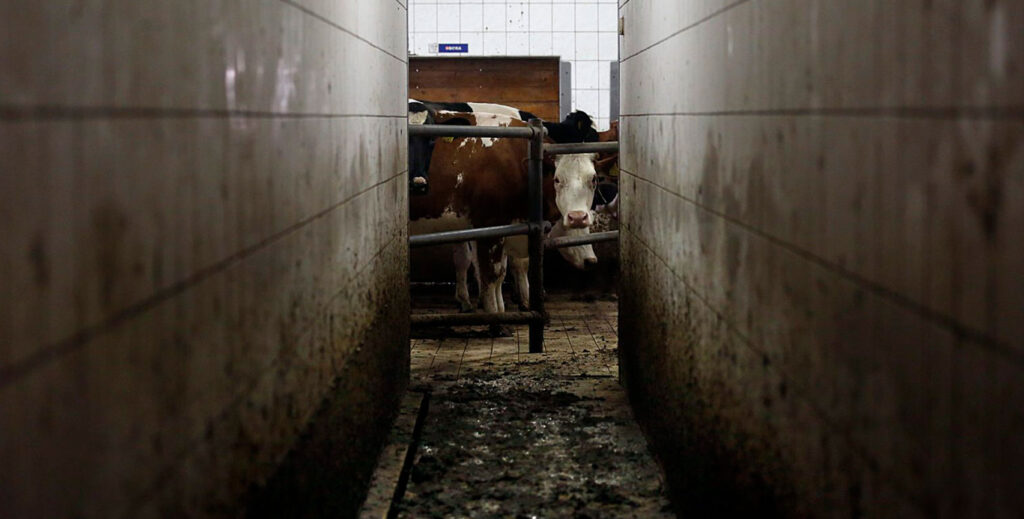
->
[553,153,598,230]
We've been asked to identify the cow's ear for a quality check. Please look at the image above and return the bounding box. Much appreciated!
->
[440,117,472,127]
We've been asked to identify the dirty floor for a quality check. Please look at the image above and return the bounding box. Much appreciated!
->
[395,294,675,518]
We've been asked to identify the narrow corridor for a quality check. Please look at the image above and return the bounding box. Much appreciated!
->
[377,296,674,517]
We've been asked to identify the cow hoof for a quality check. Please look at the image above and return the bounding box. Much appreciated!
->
[517,302,530,311]
[458,302,474,313]
[488,325,513,338]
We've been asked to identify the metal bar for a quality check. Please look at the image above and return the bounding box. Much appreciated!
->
[543,141,619,155]
[545,230,619,249]
[527,119,546,354]
[408,124,539,139]
[411,311,543,327]
[409,223,531,248]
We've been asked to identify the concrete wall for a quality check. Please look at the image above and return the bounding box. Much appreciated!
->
[0,1,409,517]
[618,1,1024,516]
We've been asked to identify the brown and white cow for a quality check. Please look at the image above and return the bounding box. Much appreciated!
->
[409,111,598,315]
[443,111,615,310]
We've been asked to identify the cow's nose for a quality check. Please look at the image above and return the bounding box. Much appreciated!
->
[566,210,590,228]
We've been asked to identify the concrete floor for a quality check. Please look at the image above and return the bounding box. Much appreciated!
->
[382,295,675,518]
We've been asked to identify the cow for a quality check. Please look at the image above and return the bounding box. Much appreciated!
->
[408,100,607,310]
[412,99,599,144]
[456,178,618,312]
[411,99,539,124]
[495,121,618,308]
[409,111,598,318]
[408,99,599,194]
[408,100,538,195]
[415,102,601,310]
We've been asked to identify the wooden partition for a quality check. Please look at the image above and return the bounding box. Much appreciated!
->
[410,57,561,121]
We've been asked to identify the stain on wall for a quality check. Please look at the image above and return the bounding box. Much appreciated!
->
[0,1,409,516]
[619,0,1024,516]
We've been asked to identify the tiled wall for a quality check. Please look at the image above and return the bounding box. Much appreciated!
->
[409,0,618,130]
[0,1,409,516]
[618,0,1024,516]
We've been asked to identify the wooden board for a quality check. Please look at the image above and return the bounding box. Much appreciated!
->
[410,57,561,121]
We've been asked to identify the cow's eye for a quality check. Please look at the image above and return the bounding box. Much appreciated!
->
[554,178,561,185]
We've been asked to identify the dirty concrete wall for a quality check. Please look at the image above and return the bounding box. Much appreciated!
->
[618,1,1024,516]
[0,1,409,517]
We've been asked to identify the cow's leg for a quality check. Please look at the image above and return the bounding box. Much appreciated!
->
[503,236,530,310]
[470,242,483,308]
[453,242,474,313]
[475,237,511,336]
[510,257,530,311]
[495,260,507,313]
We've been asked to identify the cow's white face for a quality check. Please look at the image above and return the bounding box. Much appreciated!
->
[553,153,598,229]
[549,220,598,270]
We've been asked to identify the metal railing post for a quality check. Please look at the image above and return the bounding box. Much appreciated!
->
[527,119,546,353]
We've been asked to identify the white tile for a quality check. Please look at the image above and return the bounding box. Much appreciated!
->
[596,118,609,131]
[460,4,483,31]
[483,0,504,3]
[552,32,575,60]
[599,89,610,119]
[507,32,530,55]
[529,4,552,32]
[483,32,508,55]
[413,32,435,55]
[574,3,599,32]
[437,32,461,47]
[437,4,461,32]
[507,2,529,31]
[598,60,610,89]
[462,32,484,54]
[598,32,618,61]
[576,60,599,89]
[575,89,599,115]
[552,3,575,31]
[413,4,438,33]
[483,3,506,32]
[576,32,599,59]
[598,3,618,32]
[529,32,553,55]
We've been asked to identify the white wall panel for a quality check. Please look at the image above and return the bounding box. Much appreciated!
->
[409,0,619,129]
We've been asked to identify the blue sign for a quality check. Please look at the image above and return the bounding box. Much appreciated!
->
[438,43,469,53]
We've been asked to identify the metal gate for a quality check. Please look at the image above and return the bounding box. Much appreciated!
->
[408,119,619,353]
